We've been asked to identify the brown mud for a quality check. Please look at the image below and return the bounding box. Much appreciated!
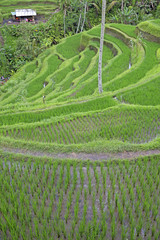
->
[1,147,160,160]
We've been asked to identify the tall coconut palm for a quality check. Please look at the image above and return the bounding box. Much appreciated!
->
[98,0,106,94]
[58,0,70,37]
[98,0,118,93]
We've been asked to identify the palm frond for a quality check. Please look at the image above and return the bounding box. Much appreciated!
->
[88,3,100,12]
[107,1,118,12]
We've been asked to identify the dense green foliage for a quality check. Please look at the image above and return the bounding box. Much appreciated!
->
[0,9,3,23]
[0,14,64,77]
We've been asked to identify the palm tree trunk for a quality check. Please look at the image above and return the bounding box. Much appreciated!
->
[64,8,66,37]
[121,0,124,12]
[76,13,82,33]
[81,1,87,32]
[98,0,106,94]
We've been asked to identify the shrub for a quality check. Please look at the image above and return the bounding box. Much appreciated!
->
[0,10,3,24]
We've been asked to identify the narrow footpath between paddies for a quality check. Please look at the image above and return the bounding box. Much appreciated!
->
[1,147,160,161]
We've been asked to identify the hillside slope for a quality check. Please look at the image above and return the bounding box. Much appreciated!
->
[0,22,160,240]
[0,23,160,153]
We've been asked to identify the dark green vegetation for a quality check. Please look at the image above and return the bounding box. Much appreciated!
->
[0,16,64,77]
[0,22,160,153]
[0,153,160,239]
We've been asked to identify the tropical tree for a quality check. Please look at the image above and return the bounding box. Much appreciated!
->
[98,0,106,94]
[98,1,118,93]
[57,0,71,37]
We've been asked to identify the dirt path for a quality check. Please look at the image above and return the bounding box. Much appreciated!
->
[1,147,160,160]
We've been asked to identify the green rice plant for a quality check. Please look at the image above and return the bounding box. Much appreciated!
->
[72,162,77,192]
[78,217,86,238]
[84,188,87,202]
[151,224,156,237]
[121,225,127,240]
[102,170,107,193]
[99,188,104,212]
[79,162,84,191]
[136,216,143,237]
[111,216,116,240]
[154,232,160,240]
[117,201,124,224]
[109,205,114,220]
[152,204,158,221]
[0,95,116,127]
[88,177,92,195]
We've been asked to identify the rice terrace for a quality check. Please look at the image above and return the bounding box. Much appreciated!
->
[0,1,160,239]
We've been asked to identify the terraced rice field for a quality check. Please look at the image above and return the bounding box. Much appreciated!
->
[0,22,160,239]
[0,22,159,153]
[0,154,160,239]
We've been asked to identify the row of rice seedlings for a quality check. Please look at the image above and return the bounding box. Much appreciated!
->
[118,160,160,239]
[55,38,114,102]
[3,106,159,145]
[56,34,81,59]
[118,76,160,106]
[73,30,130,98]
[45,56,80,99]
[105,40,159,91]
[26,54,62,98]
[62,48,96,91]
[0,95,116,126]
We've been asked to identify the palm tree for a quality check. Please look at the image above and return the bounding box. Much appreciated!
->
[98,0,118,93]
[98,0,106,93]
[58,0,70,37]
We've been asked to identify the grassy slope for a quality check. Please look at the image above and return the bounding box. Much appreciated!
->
[137,19,160,37]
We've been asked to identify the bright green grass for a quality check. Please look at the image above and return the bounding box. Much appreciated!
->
[105,40,159,91]
[138,19,160,37]
[109,23,137,38]
[46,39,114,102]
[25,61,37,74]
[56,34,82,59]
[1,105,159,145]
[62,48,96,91]
[117,76,160,106]
[43,56,80,98]
[67,30,130,99]
[0,96,117,126]
[26,54,62,98]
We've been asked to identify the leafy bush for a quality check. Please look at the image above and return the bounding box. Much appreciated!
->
[0,9,3,24]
